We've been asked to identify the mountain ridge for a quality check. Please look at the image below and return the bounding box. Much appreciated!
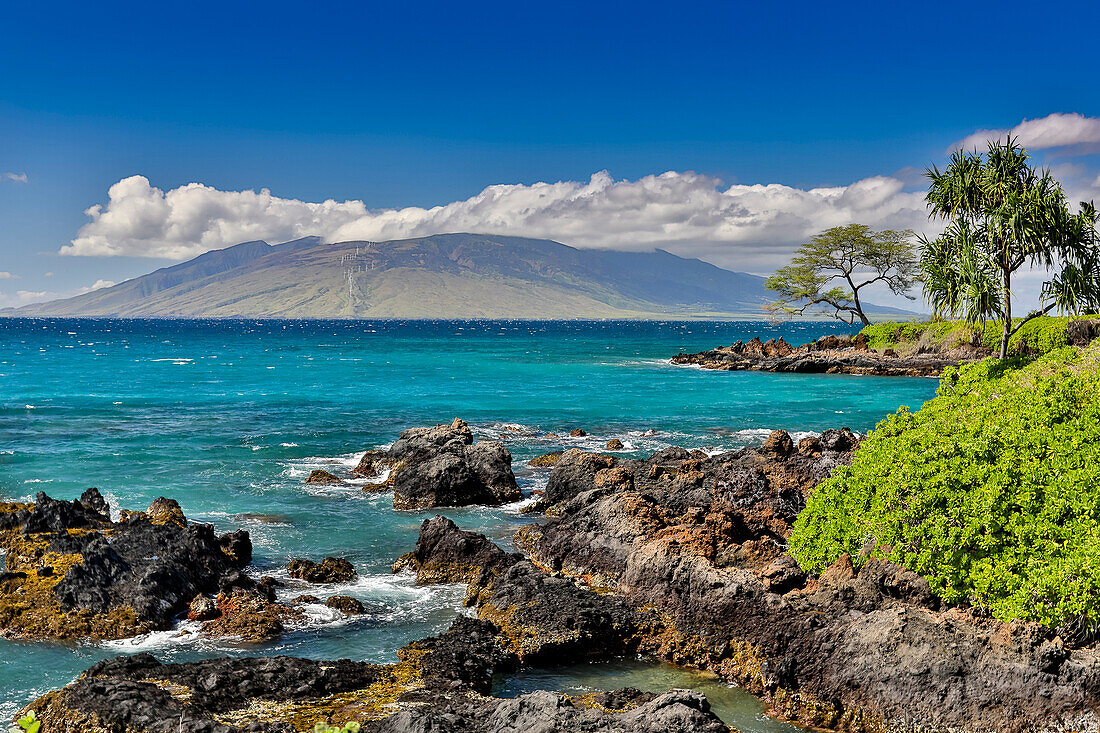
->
[5,233,913,320]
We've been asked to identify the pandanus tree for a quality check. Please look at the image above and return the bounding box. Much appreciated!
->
[922,137,1100,358]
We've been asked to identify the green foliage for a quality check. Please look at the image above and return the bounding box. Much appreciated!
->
[858,316,1091,355]
[765,224,918,326]
[313,724,360,733]
[790,343,1100,629]
[9,712,40,733]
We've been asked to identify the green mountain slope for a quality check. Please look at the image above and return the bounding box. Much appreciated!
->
[8,233,913,319]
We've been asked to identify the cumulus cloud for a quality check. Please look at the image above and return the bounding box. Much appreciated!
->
[0,272,16,279]
[3,172,28,183]
[77,279,116,294]
[62,172,931,271]
[953,113,1100,153]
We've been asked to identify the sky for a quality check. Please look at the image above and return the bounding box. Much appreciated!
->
[3,0,1100,310]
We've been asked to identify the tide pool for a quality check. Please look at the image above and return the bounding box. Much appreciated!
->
[0,318,939,727]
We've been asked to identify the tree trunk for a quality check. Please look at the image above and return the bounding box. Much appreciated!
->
[999,267,1012,359]
[850,289,870,326]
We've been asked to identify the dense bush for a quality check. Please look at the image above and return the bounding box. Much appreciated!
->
[859,316,1093,355]
[790,343,1100,629]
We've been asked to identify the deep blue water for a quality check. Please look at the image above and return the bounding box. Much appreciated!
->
[0,319,939,728]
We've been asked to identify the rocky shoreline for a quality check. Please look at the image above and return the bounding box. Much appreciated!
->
[671,333,981,376]
[16,421,1100,732]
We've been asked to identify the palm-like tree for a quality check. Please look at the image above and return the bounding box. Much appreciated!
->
[922,137,1100,358]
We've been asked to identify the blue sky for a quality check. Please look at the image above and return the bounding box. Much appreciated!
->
[3,0,1100,307]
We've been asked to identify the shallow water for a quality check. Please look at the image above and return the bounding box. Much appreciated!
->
[0,318,939,725]
[496,658,803,732]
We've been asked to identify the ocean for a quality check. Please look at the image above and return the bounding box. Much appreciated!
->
[0,318,939,730]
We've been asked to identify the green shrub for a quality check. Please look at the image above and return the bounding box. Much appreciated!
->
[314,723,360,733]
[9,712,39,733]
[790,343,1100,629]
[860,316,1096,356]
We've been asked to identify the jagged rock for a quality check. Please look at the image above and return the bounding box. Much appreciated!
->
[672,333,971,376]
[145,497,186,527]
[0,492,255,640]
[287,556,357,584]
[28,645,729,733]
[306,469,342,484]
[186,594,218,621]
[356,419,521,509]
[569,428,588,437]
[202,589,300,641]
[605,438,624,450]
[392,516,520,586]
[326,595,366,614]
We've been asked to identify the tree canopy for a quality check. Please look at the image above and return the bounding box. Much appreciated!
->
[921,137,1100,358]
[764,224,917,326]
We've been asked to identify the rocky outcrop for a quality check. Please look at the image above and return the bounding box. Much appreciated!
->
[356,419,522,509]
[29,619,729,733]
[672,334,977,376]
[287,556,357,584]
[0,490,264,640]
[392,516,521,587]
[505,433,1100,732]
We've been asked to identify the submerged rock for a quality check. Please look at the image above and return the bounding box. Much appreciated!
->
[527,450,564,467]
[306,469,343,484]
[326,595,365,614]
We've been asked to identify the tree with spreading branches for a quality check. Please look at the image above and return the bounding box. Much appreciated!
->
[922,136,1100,358]
[764,224,918,326]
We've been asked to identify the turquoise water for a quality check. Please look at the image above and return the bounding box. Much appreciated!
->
[0,319,939,726]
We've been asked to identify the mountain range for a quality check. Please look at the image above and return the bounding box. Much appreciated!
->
[4,233,911,319]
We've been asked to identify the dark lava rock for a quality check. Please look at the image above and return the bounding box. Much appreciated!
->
[326,595,365,614]
[503,435,1100,733]
[306,469,343,485]
[287,557,357,584]
[292,594,320,604]
[0,492,257,640]
[357,419,521,510]
[392,516,521,586]
[32,645,728,733]
[671,334,973,377]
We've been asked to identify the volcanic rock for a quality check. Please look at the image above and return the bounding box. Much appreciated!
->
[287,557,357,584]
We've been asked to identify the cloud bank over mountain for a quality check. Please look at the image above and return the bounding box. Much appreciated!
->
[58,113,1100,278]
[61,172,930,271]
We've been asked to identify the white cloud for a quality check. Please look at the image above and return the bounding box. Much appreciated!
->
[62,172,931,271]
[3,172,28,183]
[0,272,16,279]
[77,279,116,294]
[954,113,1100,152]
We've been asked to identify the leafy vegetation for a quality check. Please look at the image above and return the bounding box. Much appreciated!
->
[765,224,918,326]
[921,137,1100,358]
[790,342,1100,629]
[9,712,39,733]
[313,723,360,733]
[858,316,1093,355]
